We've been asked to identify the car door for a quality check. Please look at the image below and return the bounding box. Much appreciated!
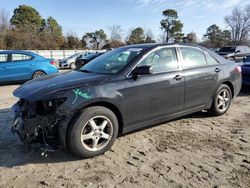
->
[0,53,13,82]
[178,46,223,110]
[124,46,185,127]
[7,53,34,81]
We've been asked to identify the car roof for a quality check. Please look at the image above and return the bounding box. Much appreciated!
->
[0,50,35,55]
[120,43,210,50]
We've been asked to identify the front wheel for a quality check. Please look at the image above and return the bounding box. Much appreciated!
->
[69,63,76,70]
[208,84,232,116]
[67,106,119,158]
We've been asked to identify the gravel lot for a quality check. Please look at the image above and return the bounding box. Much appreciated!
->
[0,73,249,188]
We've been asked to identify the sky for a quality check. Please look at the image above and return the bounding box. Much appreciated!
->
[1,0,249,41]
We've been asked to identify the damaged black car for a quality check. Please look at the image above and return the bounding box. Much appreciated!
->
[12,43,242,158]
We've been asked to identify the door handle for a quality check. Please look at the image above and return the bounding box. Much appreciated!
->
[173,75,183,81]
[215,68,221,73]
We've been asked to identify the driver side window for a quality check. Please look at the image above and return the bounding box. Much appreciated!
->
[139,47,179,74]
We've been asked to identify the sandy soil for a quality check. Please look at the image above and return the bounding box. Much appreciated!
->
[0,83,249,188]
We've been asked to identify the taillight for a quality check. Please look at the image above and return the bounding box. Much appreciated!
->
[50,60,56,66]
[235,66,242,73]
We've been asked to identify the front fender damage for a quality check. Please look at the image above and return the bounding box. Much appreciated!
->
[11,88,94,155]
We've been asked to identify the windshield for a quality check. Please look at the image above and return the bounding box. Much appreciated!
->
[218,47,236,53]
[81,53,98,60]
[79,48,143,74]
[69,53,80,59]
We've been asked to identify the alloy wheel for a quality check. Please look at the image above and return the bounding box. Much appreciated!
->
[80,116,113,152]
[33,71,46,78]
[216,89,230,112]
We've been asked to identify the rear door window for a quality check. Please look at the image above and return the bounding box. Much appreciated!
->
[180,47,207,68]
[12,54,33,62]
[0,54,8,63]
[204,53,219,65]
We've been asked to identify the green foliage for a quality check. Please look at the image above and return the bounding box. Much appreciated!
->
[46,16,63,37]
[63,34,82,49]
[10,5,43,31]
[174,32,185,42]
[203,24,231,48]
[102,40,125,49]
[45,16,64,47]
[127,27,145,44]
[82,29,108,50]
[186,32,198,43]
[160,9,183,43]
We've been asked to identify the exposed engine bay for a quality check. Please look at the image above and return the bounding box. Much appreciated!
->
[12,98,67,154]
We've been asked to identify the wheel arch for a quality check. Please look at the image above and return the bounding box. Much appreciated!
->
[31,70,47,78]
[222,81,234,98]
[84,101,124,134]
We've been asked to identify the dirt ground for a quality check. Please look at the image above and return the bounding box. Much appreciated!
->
[0,82,249,188]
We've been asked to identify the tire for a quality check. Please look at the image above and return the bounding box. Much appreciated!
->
[67,106,119,158]
[208,84,232,116]
[70,63,76,70]
[32,71,46,79]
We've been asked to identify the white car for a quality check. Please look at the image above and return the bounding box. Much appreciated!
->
[58,52,94,69]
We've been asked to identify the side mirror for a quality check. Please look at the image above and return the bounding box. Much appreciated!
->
[131,66,153,77]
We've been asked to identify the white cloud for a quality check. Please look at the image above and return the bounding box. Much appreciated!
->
[131,0,247,12]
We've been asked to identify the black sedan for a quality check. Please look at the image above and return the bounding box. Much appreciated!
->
[242,55,250,85]
[12,43,242,158]
[75,52,105,70]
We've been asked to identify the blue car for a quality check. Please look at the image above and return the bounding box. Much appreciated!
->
[0,50,58,83]
[242,55,250,85]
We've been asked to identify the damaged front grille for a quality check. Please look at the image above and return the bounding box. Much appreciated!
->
[13,98,66,146]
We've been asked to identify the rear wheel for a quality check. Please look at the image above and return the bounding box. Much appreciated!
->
[32,71,46,79]
[67,106,119,158]
[208,84,232,116]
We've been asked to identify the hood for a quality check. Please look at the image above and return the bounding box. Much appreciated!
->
[13,71,109,101]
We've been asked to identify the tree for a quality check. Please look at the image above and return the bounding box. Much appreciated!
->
[62,34,81,49]
[102,40,125,49]
[82,29,108,50]
[160,9,183,43]
[221,30,232,46]
[203,24,222,47]
[10,5,44,31]
[106,25,124,48]
[185,32,198,43]
[0,8,10,49]
[174,32,185,42]
[46,17,63,38]
[225,5,250,45]
[109,24,123,41]
[127,27,145,44]
[0,8,10,32]
[45,16,64,48]
[144,29,156,43]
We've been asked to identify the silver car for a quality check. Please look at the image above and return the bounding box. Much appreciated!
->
[59,52,94,69]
